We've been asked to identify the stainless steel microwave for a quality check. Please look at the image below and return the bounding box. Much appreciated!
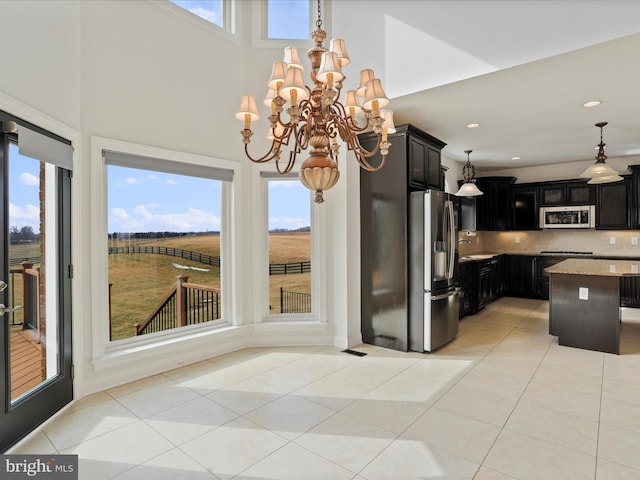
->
[540,205,595,229]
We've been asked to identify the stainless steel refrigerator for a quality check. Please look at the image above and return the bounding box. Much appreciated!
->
[409,190,460,352]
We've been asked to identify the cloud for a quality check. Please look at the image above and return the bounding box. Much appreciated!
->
[188,7,219,24]
[19,173,39,186]
[269,215,309,230]
[9,203,39,221]
[125,177,140,185]
[133,205,153,220]
[165,179,176,185]
[108,206,220,233]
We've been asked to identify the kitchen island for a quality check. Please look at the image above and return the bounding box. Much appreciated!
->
[546,258,640,354]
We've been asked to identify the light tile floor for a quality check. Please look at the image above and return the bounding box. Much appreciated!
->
[12,297,640,479]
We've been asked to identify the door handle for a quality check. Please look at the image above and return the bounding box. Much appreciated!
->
[0,304,21,317]
[0,281,6,292]
[431,291,457,301]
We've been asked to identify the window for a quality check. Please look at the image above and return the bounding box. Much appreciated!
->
[163,0,236,37]
[267,0,310,40]
[265,178,312,316]
[103,150,232,343]
[170,0,223,27]
[254,0,328,47]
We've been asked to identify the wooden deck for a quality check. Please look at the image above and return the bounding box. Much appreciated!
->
[10,326,44,400]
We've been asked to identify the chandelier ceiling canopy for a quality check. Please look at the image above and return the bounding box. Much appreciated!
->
[236,0,394,203]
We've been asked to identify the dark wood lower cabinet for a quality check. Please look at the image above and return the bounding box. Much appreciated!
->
[505,255,536,297]
[621,277,640,307]
[461,254,640,314]
[459,262,477,317]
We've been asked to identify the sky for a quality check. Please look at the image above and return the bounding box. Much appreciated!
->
[9,147,311,235]
[170,0,310,38]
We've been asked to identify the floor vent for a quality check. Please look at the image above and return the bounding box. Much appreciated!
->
[341,349,367,357]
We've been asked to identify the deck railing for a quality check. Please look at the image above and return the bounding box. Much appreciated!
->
[133,275,221,335]
[280,287,311,314]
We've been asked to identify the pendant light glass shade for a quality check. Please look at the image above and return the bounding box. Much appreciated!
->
[455,149,483,196]
[580,161,620,179]
[579,121,622,184]
[587,174,624,184]
[455,181,483,196]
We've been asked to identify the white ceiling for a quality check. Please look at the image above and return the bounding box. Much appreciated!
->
[346,1,640,171]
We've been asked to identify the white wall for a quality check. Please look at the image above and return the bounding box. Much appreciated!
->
[0,1,81,126]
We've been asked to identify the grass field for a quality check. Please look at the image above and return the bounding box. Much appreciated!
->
[108,232,311,340]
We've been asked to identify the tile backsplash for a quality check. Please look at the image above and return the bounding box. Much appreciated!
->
[459,230,640,256]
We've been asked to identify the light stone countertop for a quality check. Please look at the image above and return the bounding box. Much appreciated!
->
[545,258,640,277]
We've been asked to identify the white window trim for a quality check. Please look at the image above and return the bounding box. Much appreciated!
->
[89,136,239,365]
[252,0,331,49]
[258,172,326,323]
[151,0,240,44]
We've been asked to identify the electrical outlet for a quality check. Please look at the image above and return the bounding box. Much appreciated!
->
[515,236,521,244]
[633,237,639,246]
[579,287,589,300]
[610,237,616,245]
[633,264,639,274]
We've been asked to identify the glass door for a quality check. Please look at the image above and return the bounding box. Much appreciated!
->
[0,117,73,452]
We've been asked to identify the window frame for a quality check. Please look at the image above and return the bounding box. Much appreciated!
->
[152,0,239,43]
[252,0,331,49]
[259,171,325,323]
[90,136,238,363]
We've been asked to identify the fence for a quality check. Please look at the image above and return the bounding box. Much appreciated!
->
[133,275,222,336]
[280,287,311,314]
[269,261,311,275]
[110,246,309,276]
[109,246,220,267]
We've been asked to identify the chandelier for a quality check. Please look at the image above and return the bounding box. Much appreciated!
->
[579,121,622,184]
[454,150,483,196]
[235,0,394,203]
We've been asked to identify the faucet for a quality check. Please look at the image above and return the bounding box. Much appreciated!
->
[458,239,472,244]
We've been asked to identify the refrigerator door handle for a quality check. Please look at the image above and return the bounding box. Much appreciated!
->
[431,290,457,301]
[445,200,456,279]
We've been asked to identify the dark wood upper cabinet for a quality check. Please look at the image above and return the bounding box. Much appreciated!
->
[474,177,516,231]
[539,180,594,206]
[596,177,633,229]
[511,184,539,230]
[566,183,594,205]
[540,185,565,206]
[405,126,446,191]
[629,164,640,228]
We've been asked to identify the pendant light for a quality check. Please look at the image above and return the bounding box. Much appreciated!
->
[579,122,622,184]
[455,150,483,196]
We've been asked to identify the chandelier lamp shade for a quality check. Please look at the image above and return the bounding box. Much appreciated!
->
[235,0,393,204]
[454,150,483,196]
[579,122,622,184]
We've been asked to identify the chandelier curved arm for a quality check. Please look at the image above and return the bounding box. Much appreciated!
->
[347,134,388,172]
[243,142,283,164]
[276,128,306,174]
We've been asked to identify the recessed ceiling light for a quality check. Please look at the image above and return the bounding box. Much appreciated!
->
[512,156,521,160]
[466,123,480,128]
[583,100,601,108]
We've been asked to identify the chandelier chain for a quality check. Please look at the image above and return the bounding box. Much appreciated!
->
[316,0,322,29]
